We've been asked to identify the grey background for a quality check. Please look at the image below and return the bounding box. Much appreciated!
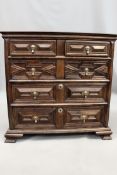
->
[0,0,117,175]
[0,0,117,92]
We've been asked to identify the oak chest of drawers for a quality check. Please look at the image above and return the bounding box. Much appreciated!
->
[1,32,116,142]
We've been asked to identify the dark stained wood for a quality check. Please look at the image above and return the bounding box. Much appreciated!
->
[64,105,106,128]
[65,60,110,80]
[1,31,116,142]
[65,40,110,57]
[12,107,56,129]
[55,107,64,129]
[9,39,57,56]
[64,82,108,103]
[11,83,57,104]
[10,59,57,80]
[56,59,64,79]
[10,103,108,107]
[9,79,110,83]
[57,40,65,56]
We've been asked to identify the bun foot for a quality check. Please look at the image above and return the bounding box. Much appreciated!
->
[5,138,16,143]
[96,128,112,140]
[5,130,23,143]
[101,135,112,140]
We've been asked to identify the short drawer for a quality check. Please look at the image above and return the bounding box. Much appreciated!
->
[65,60,110,80]
[9,40,56,57]
[64,82,108,103]
[63,106,105,128]
[12,83,57,103]
[10,59,57,80]
[13,107,57,129]
[65,40,110,57]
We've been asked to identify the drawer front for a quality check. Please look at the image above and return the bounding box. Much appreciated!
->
[63,106,105,128]
[10,59,56,80]
[65,40,110,57]
[64,83,107,103]
[12,83,57,103]
[12,106,106,129]
[65,60,110,80]
[12,82,107,104]
[9,40,56,56]
[13,107,56,129]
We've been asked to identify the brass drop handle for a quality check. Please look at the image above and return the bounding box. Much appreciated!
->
[33,116,39,123]
[84,67,89,76]
[31,67,36,76]
[85,46,90,55]
[81,114,87,123]
[32,91,39,100]
[58,84,64,90]
[82,90,89,98]
[30,44,36,54]
[58,108,63,113]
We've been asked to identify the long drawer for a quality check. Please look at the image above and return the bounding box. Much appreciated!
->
[12,105,106,129]
[9,59,110,81]
[11,82,108,104]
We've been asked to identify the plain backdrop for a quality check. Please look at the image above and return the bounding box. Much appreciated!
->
[0,0,117,175]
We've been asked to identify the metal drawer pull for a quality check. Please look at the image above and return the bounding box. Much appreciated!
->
[84,67,89,76]
[33,116,39,123]
[32,91,39,100]
[82,90,89,98]
[31,67,36,76]
[85,46,90,55]
[81,115,87,123]
[58,84,64,90]
[58,108,63,113]
[30,44,36,54]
